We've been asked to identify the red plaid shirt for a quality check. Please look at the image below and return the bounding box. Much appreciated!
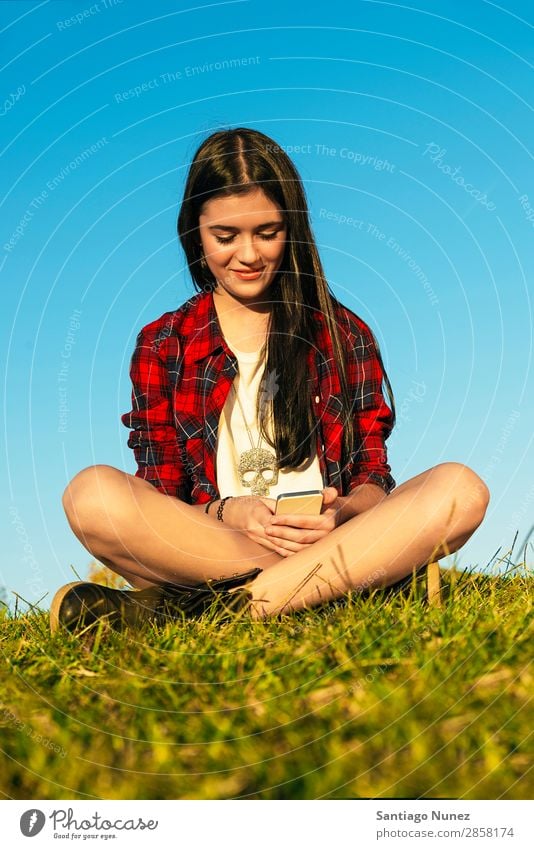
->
[121,290,395,504]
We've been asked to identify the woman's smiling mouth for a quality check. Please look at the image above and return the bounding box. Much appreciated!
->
[230,267,265,279]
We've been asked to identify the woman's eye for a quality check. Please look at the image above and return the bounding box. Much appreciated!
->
[214,232,279,245]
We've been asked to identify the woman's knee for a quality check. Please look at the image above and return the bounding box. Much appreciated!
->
[430,462,490,530]
[62,464,128,540]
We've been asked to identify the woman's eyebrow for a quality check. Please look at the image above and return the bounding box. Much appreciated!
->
[207,220,285,231]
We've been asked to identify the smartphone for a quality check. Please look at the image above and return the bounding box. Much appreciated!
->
[275,489,323,515]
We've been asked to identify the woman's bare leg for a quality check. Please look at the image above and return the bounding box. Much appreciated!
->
[62,465,282,588]
[248,462,490,617]
[62,462,489,616]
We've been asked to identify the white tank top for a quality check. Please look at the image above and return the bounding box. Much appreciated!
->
[215,345,324,498]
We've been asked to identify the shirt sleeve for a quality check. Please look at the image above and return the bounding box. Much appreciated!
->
[120,325,191,501]
[348,322,396,496]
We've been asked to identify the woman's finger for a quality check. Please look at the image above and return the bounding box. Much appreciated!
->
[268,514,336,534]
[247,532,288,556]
[272,512,322,526]
[265,525,328,545]
[249,528,312,555]
[265,537,310,555]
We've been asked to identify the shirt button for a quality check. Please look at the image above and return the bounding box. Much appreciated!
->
[315,395,320,403]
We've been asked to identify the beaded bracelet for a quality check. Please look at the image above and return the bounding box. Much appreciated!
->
[216,496,233,522]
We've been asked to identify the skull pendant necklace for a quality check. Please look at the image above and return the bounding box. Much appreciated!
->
[232,384,278,497]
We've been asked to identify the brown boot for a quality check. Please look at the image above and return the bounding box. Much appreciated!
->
[50,568,261,634]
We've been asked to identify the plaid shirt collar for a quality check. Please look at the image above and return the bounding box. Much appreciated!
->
[180,289,236,363]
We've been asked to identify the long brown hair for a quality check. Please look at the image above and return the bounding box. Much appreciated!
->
[177,127,395,470]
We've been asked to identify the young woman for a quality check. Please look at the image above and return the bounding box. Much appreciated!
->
[52,127,490,632]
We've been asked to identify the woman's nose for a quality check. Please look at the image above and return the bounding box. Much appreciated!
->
[234,237,260,263]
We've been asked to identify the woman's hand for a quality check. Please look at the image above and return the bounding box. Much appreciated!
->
[221,495,287,555]
[262,487,342,557]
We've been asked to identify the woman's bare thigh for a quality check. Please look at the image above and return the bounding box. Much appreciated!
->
[62,465,282,586]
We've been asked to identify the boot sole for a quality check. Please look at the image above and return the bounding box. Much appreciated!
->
[49,581,88,634]
[50,582,164,634]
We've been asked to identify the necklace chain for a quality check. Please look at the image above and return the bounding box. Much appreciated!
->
[232,384,261,451]
[231,379,278,496]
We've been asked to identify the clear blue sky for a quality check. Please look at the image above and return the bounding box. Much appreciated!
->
[1,0,533,610]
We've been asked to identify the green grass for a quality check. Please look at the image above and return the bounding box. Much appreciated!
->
[0,563,532,800]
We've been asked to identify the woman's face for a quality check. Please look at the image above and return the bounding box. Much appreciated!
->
[198,188,287,306]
